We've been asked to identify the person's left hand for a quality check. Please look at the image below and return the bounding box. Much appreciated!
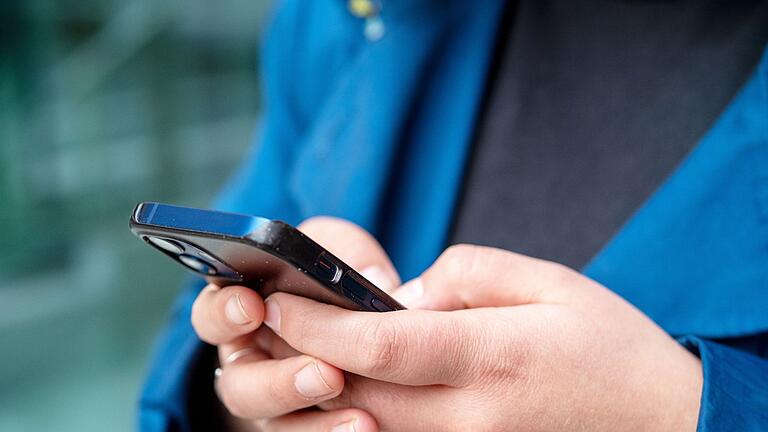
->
[260,244,703,431]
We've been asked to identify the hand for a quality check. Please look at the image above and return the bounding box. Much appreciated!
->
[263,244,704,431]
[190,217,401,432]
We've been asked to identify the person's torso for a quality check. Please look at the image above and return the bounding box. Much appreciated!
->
[450,0,768,269]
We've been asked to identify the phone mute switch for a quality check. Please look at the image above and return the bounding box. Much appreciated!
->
[315,253,342,284]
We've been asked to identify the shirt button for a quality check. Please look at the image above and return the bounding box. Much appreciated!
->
[348,0,379,18]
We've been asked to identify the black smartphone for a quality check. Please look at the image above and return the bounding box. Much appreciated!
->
[129,202,404,312]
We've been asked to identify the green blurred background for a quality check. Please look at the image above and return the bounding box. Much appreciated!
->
[0,1,273,429]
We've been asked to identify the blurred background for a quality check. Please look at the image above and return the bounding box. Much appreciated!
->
[0,0,273,429]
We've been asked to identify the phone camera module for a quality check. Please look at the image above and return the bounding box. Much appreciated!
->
[145,236,185,255]
[178,254,218,276]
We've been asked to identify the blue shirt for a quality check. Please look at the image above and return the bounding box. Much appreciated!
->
[139,1,768,430]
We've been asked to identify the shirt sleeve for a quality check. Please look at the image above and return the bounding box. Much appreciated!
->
[678,335,768,431]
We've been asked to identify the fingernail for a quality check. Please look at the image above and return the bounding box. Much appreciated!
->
[331,419,357,432]
[225,293,251,325]
[360,265,395,292]
[392,279,424,307]
[294,361,334,399]
[263,298,281,335]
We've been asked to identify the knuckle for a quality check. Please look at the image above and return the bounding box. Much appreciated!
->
[439,244,476,266]
[265,369,300,412]
[358,319,405,376]
[546,260,581,287]
[506,332,534,375]
[286,304,313,353]
[436,244,476,278]
[481,327,534,387]
[433,244,492,288]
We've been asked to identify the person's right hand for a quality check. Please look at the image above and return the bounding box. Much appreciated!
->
[190,217,401,432]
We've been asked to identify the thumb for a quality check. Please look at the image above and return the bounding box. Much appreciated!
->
[298,216,400,292]
[392,244,581,310]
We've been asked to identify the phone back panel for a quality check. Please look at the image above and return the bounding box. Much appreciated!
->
[129,203,401,312]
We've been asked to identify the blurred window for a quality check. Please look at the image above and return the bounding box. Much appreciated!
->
[0,1,273,430]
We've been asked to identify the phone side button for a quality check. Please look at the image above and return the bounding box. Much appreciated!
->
[370,297,391,312]
[315,253,342,284]
[340,272,368,304]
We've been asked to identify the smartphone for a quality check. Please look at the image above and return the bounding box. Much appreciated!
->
[129,202,404,312]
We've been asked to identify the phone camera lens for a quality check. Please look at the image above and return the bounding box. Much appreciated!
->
[178,254,218,275]
[145,236,185,254]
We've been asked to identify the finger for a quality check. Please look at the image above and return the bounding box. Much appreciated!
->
[191,284,265,344]
[318,375,462,431]
[217,354,345,419]
[390,244,586,310]
[254,326,302,360]
[298,217,400,292]
[255,408,378,432]
[218,333,270,366]
[218,328,300,373]
[263,293,476,386]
